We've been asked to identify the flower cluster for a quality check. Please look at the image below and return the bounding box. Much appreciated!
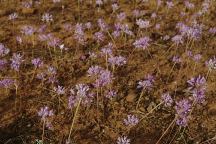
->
[108,56,127,66]
[38,106,54,120]
[87,66,113,88]
[21,25,35,36]
[68,84,93,108]
[9,12,18,20]
[42,13,53,23]
[187,75,207,104]
[10,53,24,71]
[38,106,54,129]
[205,56,216,71]
[32,58,43,68]
[136,19,150,29]
[133,36,152,50]
[161,93,173,107]
[0,59,7,70]
[0,79,14,88]
[53,85,65,95]
[74,23,86,45]
[117,136,130,144]
[137,74,155,91]
[123,114,139,126]
[0,43,10,57]
[175,99,191,127]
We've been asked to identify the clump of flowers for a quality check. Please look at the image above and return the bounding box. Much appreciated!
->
[117,136,130,144]
[123,114,139,126]
[187,75,207,104]
[175,99,191,127]
[108,56,127,66]
[133,36,152,50]
[136,19,150,29]
[0,43,10,57]
[137,74,155,91]
[205,56,216,71]
[42,13,53,23]
[8,12,18,20]
[161,93,173,107]
[10,53,24,71]
[68,84,93,108]
[21,25,35,36]
[74,23,86,45]
[87,66,113,88]
[38,106,54,129]
[32,58,43,68]
[0,79,14,88]
[53,85,65,95]
[0,59,7,70]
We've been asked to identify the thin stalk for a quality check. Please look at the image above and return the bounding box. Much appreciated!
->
[140,102,163,121]
[68,97,82,141]
[156,116,177,144]
[136,87,145,110]
[42,119,46,142]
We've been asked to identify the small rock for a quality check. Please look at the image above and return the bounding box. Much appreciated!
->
[147,102,156,112]
[126,90,136,102]
[22,8,35,14]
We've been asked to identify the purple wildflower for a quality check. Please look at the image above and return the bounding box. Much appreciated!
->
[166,1,174,9]
[124,114,139,126]
[94,69,113,88]
[137,74,154,91]
[87,65,103,77]
[38,106,54,120]
[171,35,183,45]
[108,56,127,66]
[47,37,61,48]
[184,1,194,9]
[205,56,216,71]
[0,43,10,57]
[9,12,18,20]
[0,79,14,88]
[98,19,108,31]
[120,24,133,36]
[68,95,76,109]
[136,19,150,29]
[133,36,152,50]
[117,136,130,144]
[117,12,126,22]
[175,99,191,127]
[85,22,92,29]
[10,53,24,71]
[193,54,202,62]
[172,56,182,63]
[54,85,65,95]
[0,59,7,70]
[94,31,105,43]
[191,88,206,104]
[100,43,113,56]
[21,25,35,36]
[209,27,216,34]
[22,1,32,8]
[96,0,103,6]
[112,3,119,12]
[76,84,90,98]
[42,13,53,23]
[74,23,86,45]
[105,90,117,99]
[16,36,23,44]
[32,58,43,68]
[161,93,173,107]
[187,75,206,90]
